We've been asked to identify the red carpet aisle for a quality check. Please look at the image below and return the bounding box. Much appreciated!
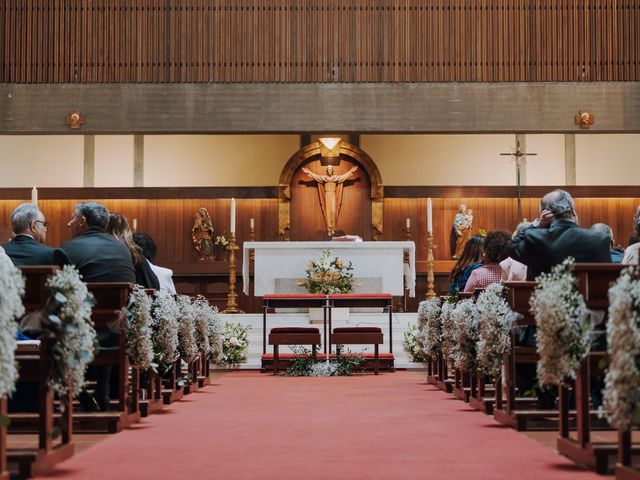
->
[36,371,600,480]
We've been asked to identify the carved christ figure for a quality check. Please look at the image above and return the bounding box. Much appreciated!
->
[302,164,358,236]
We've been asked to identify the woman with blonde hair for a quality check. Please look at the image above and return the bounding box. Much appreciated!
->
[106,213,159,289]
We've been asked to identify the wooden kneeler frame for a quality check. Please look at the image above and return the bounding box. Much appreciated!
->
[331,327,383,375]
[269,328,321,375]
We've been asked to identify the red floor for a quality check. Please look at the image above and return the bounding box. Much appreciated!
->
[36,371,601,479]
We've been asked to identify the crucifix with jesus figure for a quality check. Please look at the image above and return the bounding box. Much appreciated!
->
[500,140,537,222]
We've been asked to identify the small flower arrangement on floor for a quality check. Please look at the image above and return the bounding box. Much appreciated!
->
[302,249,354,294]
[285,346,365,376]
[221,322,251,365]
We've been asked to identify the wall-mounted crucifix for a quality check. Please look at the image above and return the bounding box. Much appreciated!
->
[500,137,537,222]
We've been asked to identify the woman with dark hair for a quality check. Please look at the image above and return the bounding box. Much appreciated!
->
[106,213,160,289]
[464,230,511,292]
[449,235,485,295]
[622,206,640,265]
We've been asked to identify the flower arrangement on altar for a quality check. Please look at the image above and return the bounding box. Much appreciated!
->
[215,232,232,248]
[450,298,479,370]
[403,324,427,363]
[151,291,180,373]
[417,298,442,361]
[476,283,514,378]
[125,285,156,372]
[221,322,250,365]
[603,267,640,429]
[302,249,354,294]
[0,254,24,397]
[285,346,365,376]
[530,257,590,387]
[45,265,97,398]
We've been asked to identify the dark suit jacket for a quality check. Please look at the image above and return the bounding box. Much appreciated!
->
[54,228,136,283]
[509,219,612,281]
[2,235,55,266]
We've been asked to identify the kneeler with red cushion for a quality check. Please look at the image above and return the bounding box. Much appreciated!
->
[268,327,321,375]
[331,327,384,375]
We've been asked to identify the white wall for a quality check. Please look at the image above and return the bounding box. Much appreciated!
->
[576,134,640,185]
[0,135,83,187]
[143,135,300,186]
[94,135,135,187]
[0,133,638,187]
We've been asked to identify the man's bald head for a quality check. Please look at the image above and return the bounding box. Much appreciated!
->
[540,189,575,220]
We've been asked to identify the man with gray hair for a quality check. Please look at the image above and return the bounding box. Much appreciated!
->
[2,203,54,265]
[509,189,611,280]
[591,222,623,263]
[54,202,135,412]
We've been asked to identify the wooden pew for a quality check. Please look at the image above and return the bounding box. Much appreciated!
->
[0,396,7,480]
[161,361,184,405]
[74,282,140,433]
[617,428,640,480]
[493,281,554,431]
[7,265,74,477]
[556,263,638,474]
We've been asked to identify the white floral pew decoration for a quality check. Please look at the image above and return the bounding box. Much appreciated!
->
[476,283,514,379]
[0,254,24,398]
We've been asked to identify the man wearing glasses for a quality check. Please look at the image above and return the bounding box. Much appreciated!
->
[3,202,54,265]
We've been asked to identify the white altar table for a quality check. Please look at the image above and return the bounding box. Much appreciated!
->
[242,241,416,297]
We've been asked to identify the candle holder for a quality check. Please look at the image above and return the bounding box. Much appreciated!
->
[426,233,437,299]
[249,225,256,261]
[222,233,245,314]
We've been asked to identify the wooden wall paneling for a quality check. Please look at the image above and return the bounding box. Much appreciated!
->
[2,0,639,83]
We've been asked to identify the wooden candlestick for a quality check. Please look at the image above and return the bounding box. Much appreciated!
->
[426,233,436,299]
[222,233,245,314]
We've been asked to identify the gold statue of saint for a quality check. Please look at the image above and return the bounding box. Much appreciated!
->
[302,164,358,236]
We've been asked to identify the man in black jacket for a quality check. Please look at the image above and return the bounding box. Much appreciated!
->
[509,189,611,280]
[508,189,611,407]
[3,203,55,265]
[55,202,136,412]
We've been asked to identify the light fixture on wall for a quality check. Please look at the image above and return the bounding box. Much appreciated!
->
[65,111,85,129]
[575,110,594,129]
[318,137,342,165]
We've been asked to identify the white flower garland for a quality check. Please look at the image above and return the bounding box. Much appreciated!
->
[192,296,211,355]
[417,298,442,360]
[603,267,640,429]
[151,292,180,369]
[205,304,224,364]
[440,299,457,359]
[45,265,97,397]
[450,298,479,370]
[530,257,590,386]
[125,285,155,371]
[476,283,513,378]
[0,255,24,397]
[176,295,199,363]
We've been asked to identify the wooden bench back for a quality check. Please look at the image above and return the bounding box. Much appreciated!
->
[18,265,59,314]
[572,263,624,310]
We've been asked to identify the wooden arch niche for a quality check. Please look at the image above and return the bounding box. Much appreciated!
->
[278,141,384,241]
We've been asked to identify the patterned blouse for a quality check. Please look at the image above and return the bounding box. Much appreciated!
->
[463,263,503,293]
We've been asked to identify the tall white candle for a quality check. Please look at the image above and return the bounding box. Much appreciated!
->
[250,217,255,229]
[230,198,236,234]
[132,218,138,231]
[427,198,433,234]
[31,187,38,205]
[406,217,410,229]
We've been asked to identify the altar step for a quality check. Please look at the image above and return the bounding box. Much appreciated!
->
[218,312,421,370]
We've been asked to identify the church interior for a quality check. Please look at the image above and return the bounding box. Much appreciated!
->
[0,1,639,479]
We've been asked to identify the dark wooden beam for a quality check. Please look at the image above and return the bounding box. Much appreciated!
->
[0,185,636,201]
[0,83,638,134]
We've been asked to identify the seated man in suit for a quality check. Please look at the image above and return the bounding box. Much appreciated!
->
[508,189,611,407]
[2,203,54,265]
[509,189,611,280]
[55,202,136,412]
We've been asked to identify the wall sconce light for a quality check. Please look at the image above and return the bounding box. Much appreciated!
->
[318,137,342,165]
[65,111,85,129]
[575,110,594,129]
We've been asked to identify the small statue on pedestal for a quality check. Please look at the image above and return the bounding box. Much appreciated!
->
[450,204,474,259]
[192,207,215,261]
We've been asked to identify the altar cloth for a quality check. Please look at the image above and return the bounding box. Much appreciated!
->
[242,241,415,297]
